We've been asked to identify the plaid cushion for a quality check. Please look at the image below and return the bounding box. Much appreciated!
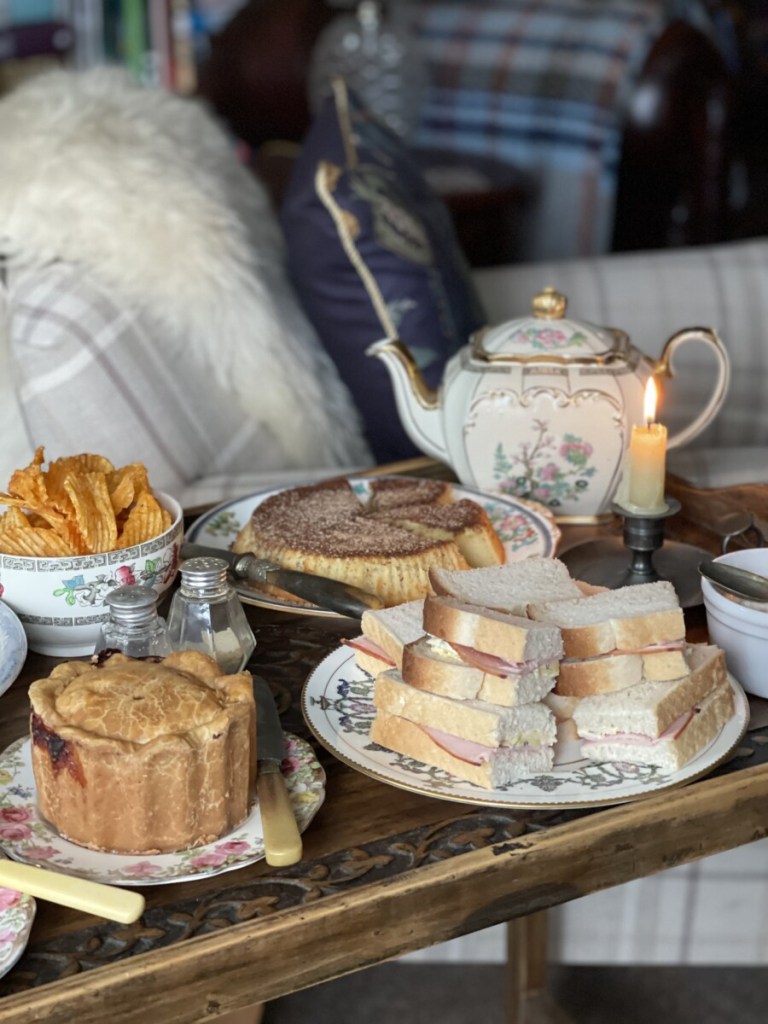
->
[409,0,711,260]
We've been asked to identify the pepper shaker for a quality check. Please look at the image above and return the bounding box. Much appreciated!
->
[95,585,173,658]
[166,556,256,673]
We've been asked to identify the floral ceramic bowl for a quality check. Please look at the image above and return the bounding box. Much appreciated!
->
[0,492,182,657]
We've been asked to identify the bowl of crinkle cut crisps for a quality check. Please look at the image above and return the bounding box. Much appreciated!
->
[0,448,182,656]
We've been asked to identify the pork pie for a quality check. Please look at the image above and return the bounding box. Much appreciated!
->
[29,651,255,854]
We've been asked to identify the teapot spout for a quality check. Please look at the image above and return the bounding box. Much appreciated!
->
[367,338,449,462]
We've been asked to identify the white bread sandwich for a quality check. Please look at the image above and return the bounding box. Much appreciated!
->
[528,580,685,661]
[345,599,425,676]
[401,634,557,707]
[370,669,556,788]
[422,594,564,668]
[428,557,583,614]
[572,644,734,771]
[556,646,689,697]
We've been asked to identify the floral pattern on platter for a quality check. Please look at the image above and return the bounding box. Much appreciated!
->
[0,736,325,885]
[201,510,240,539]
[492,420,597,511]
[302,647,750,810]
[0,884,34,979]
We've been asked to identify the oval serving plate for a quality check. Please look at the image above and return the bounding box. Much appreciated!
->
[186,475,560,616]
[302,646,750,810]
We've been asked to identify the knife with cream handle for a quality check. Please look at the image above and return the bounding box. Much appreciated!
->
[253,675,303,867]
[0,859,145,923]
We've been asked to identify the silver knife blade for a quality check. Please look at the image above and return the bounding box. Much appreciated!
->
[181,542,384,618]
[253,675,303,867]
[254,674,288,765]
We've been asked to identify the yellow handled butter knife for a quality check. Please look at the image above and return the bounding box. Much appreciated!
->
[253,676,303,867]
[0,859,145,923]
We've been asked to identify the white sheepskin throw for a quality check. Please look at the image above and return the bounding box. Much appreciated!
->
[0,67,372,470]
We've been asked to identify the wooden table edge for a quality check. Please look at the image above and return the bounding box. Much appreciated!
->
[5,759,768,1024]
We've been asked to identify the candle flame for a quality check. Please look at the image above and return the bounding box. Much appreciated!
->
[644,377,658,425]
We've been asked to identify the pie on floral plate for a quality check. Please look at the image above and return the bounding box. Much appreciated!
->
[0,735,325,885]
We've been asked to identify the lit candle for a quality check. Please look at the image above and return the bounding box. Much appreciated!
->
[627,377,668,511]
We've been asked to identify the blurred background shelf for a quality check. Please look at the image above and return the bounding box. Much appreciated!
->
[3,1,767,264]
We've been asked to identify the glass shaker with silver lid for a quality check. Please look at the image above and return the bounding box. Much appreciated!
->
[166,556,256,673]
[95,584,173,659]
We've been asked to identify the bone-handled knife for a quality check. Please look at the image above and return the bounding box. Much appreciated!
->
[0,858,145,923]
[252,675,303,868]
[180,543,384,618]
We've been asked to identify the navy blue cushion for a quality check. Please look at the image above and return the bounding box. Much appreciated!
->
[280,79,486,464]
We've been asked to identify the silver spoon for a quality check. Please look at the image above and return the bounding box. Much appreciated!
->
[699,560,768,603]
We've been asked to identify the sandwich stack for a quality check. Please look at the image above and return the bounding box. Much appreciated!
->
[352,559,583,788]
[529,580,735,771]
[348,560,737,784]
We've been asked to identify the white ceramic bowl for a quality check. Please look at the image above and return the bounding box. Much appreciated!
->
[0,492,182,657]
[701,547,768,698]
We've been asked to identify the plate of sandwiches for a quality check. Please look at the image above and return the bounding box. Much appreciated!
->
[186,475,560,614]
[302,558,750,808]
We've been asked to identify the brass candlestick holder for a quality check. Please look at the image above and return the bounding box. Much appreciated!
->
[559,497,709,608]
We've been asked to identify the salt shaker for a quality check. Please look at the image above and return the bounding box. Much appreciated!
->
[95,585,173,658]
[166,556,256,673]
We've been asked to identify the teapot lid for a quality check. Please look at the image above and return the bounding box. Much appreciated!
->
[471,287,629,364]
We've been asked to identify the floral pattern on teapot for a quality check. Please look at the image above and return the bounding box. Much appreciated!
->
[369,287,730,521]
[514,326,590,352]
[492,420,597,510]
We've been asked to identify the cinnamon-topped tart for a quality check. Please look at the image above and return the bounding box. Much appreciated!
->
[29,651,255,854]
[232,478,504,606]
[369,499,505,568]
[367,477,452,510]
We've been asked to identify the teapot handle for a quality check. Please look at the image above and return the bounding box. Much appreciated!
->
[653,327,731,451]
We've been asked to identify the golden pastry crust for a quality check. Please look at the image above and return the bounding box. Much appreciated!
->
[29,652,255,854]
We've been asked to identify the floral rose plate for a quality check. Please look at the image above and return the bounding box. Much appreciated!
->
[0,735,325,885]
[303,647,750,809]
[0,878,34,981]
[186,475,560,615]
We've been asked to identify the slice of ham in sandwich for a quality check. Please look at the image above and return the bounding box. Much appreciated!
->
[572,645,733,771]
[370,669,556,789]
[371,711,554,789]
[346,599,426,676]
[402,634,559,706]
[578,681,734,772]
[529,580,685,660]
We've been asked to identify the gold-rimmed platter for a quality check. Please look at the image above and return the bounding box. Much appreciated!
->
[302,646,750,810]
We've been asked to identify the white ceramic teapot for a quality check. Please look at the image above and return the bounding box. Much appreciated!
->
[368,287,730,521]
